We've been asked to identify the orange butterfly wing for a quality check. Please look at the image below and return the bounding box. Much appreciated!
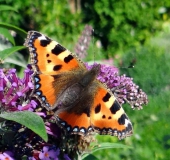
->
[24,31,86,109]
[56,112,92,135]
[90,82,132,139]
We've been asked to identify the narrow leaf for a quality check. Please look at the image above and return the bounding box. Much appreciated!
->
[0,46,25,60]
[0,23,27,37]
[5,57,27,68]
[83,154,99,160]
[0,111,48,142]
[0,5,18,12]
[82,142,132,159]
[91,142,132,153]
[0,27,15,45]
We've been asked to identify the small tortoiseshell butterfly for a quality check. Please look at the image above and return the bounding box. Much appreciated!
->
[24,31,133,139]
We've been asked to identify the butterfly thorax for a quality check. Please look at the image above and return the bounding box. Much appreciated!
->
[54,64,100,114]
[79,64,100,87]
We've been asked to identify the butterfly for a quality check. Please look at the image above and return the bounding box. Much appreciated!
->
[24,31,133,139]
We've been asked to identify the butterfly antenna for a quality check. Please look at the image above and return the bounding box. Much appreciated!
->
[120,64,134,69]
[120,59,136,69]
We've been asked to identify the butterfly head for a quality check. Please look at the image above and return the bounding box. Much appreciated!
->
[79,64,101,87]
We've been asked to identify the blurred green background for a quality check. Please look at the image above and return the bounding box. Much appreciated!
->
[0,0,170,160]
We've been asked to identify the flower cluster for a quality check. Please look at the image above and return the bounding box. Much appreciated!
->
[85,63,148,109]
[74,25,93,59]
[0,68,72,160]
[0,67,35,112]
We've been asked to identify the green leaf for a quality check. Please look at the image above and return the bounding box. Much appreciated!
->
[82,142,132,159]
[5,57,27,68]
[0,5,18,12]
[5,49,27,67]
[83,154,99,160]
[0,27,15,45]
[92,142,132,152]
[0,23,27,37]
[0,46,26,60]
[0,111,48,142]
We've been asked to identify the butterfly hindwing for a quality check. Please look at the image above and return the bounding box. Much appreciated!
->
[33,74,55,108]
[90,82,132,139]
[56,112,92,135]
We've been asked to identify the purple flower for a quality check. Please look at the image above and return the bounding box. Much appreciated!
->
[85,63,148,109]
[0,67,37,112]
[64,154,71,160]
[39,146,60,160]
[28,157,36,160]
[45,121,61,137]
[74,25,93,59]
[0,151,14,160]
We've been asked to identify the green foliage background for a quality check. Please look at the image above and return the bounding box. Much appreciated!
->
[0,0,170,159]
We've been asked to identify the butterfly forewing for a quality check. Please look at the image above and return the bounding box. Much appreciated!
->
[25,31,85,75]
[25,31,86,109]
